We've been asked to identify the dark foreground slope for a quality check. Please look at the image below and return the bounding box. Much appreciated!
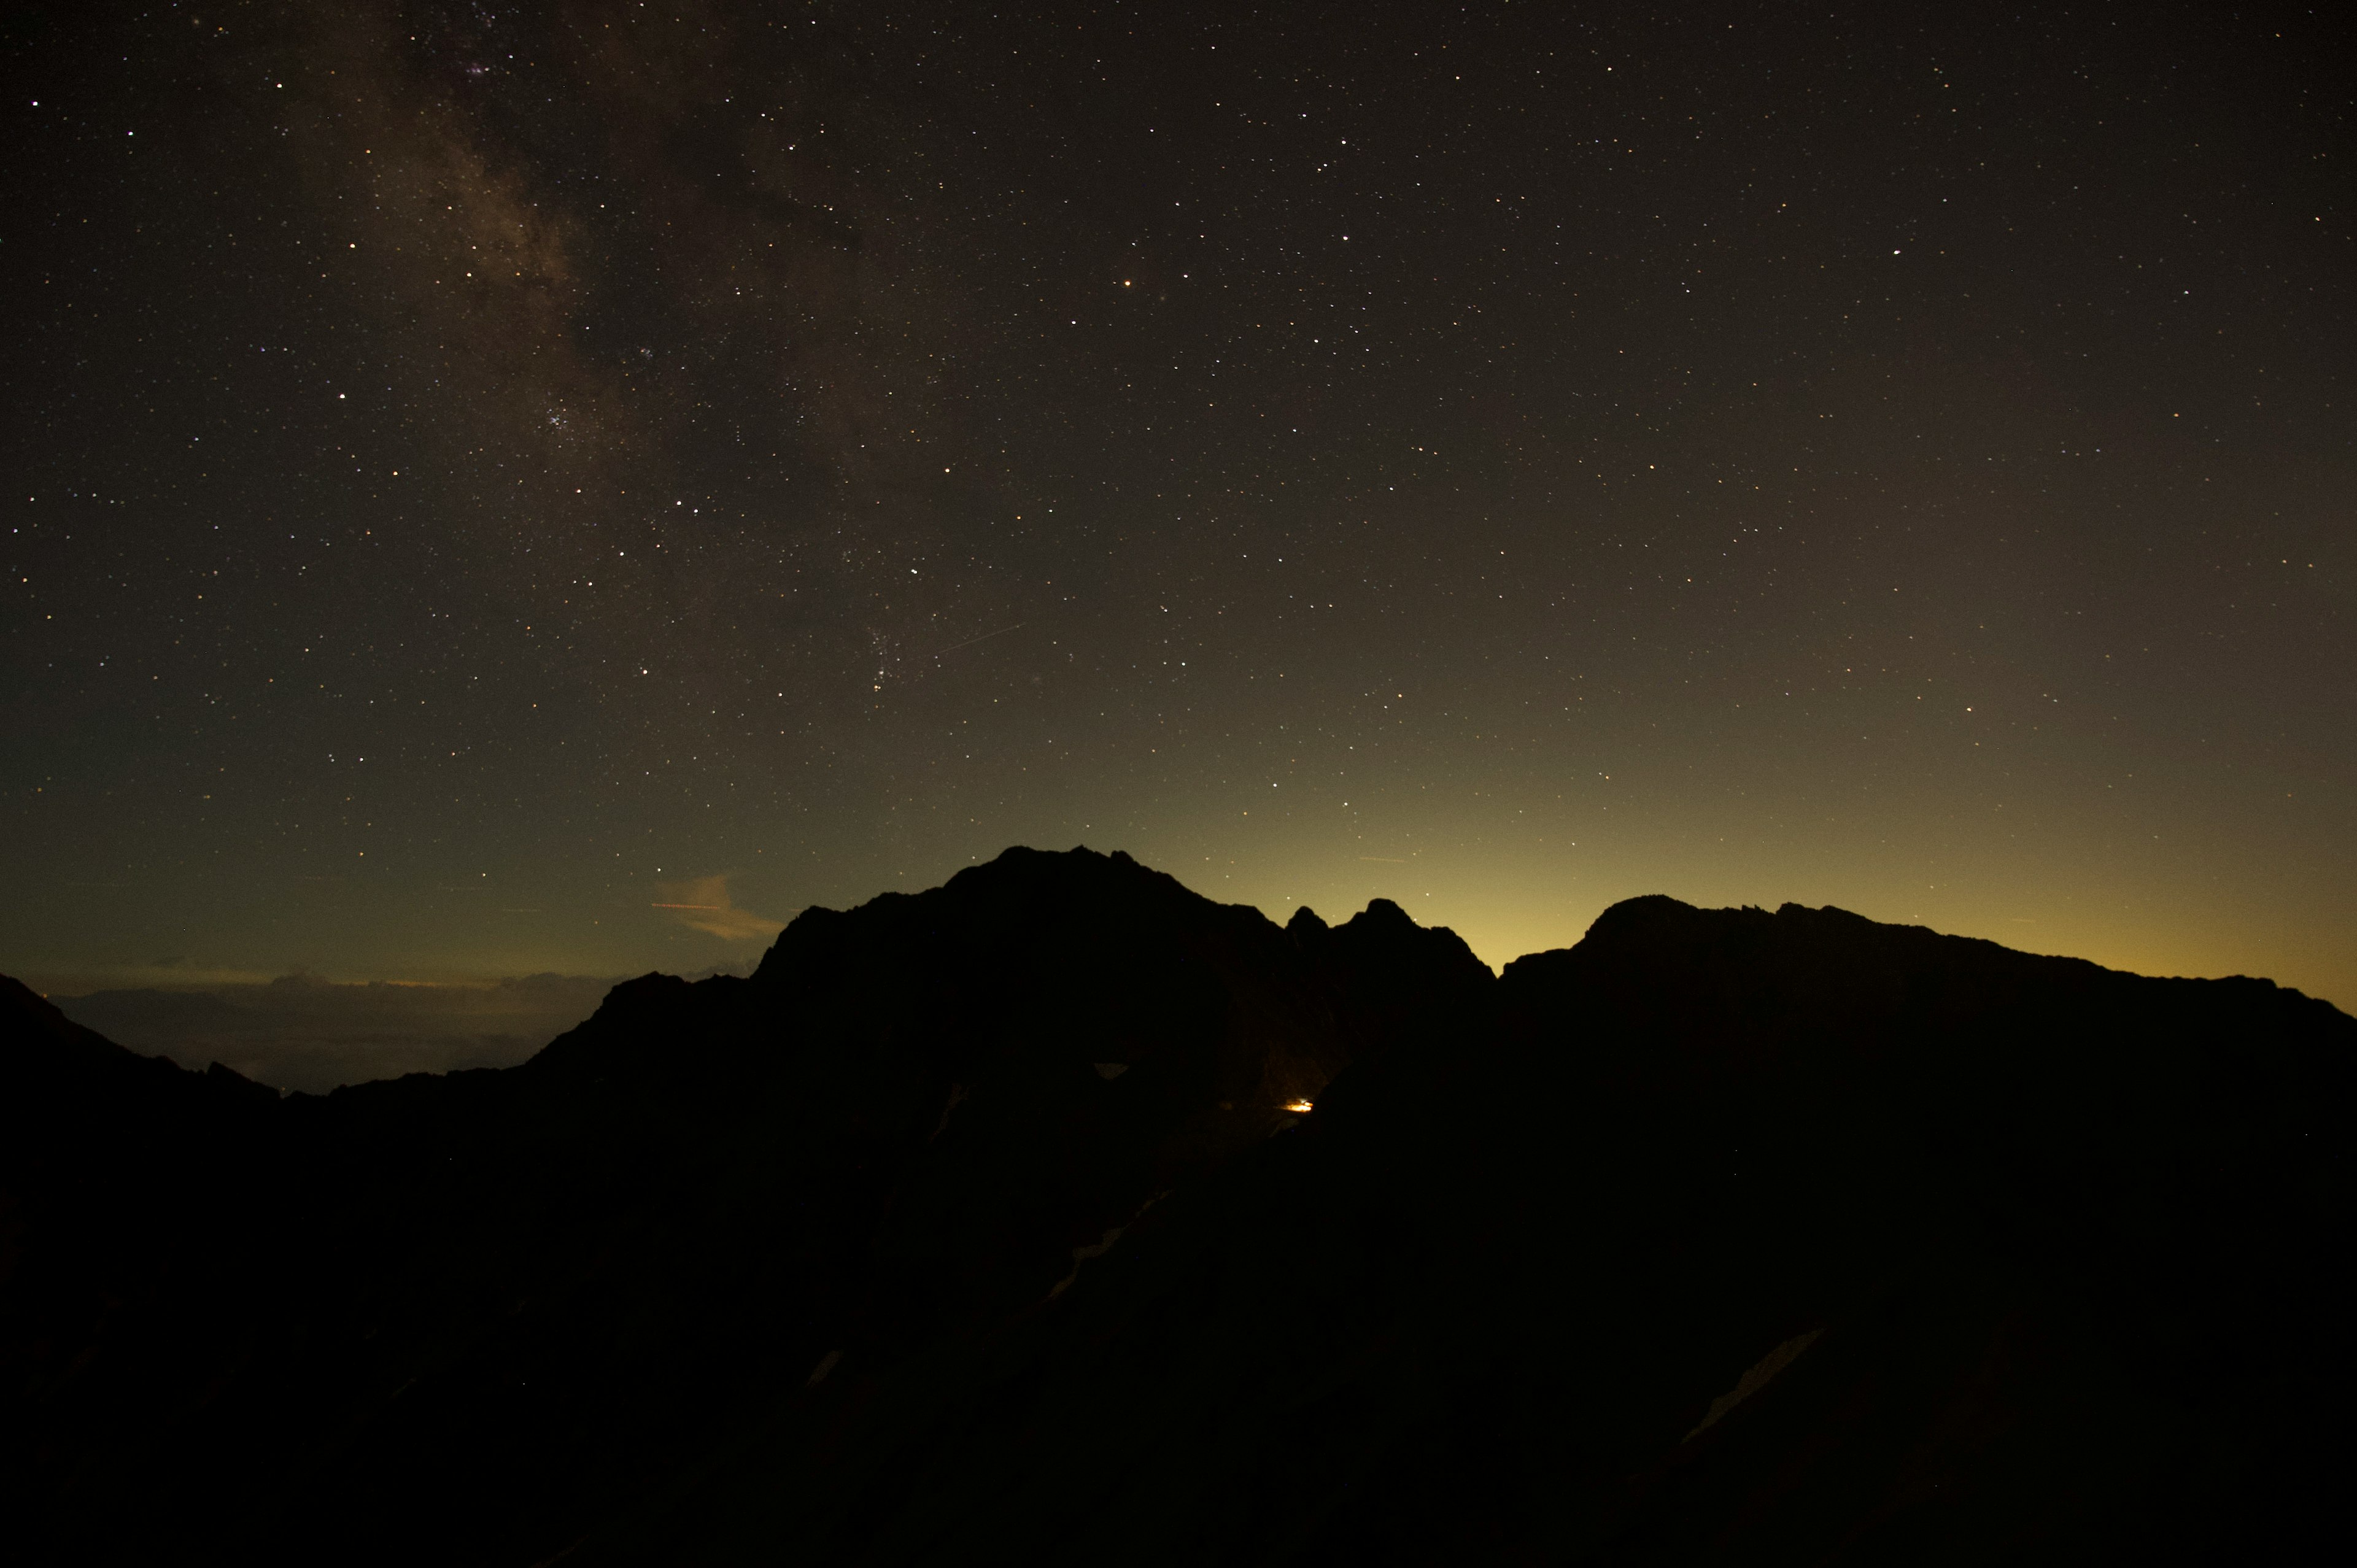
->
[1,848,1485,1566]
[5,859,2351,1564]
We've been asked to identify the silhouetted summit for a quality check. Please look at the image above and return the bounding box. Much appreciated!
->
[4,850,2350,1565]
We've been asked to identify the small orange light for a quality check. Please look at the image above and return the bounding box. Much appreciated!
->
[1282,1099,1314,1114]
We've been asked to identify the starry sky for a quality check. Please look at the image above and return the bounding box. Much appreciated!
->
[6,0,2352,1030]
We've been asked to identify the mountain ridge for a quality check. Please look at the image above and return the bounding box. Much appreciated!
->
[4,846,2350,1564]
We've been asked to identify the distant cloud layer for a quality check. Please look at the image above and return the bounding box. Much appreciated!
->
[52,968,737,1094]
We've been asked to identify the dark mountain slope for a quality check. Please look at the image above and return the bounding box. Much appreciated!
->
[587,898,2354,1566]
[1485,898,2356,1562]
[5,860,2350,1563]
[1,847,1488,1567]
[0,978,284,1528]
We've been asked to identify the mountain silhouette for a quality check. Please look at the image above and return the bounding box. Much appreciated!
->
[3,848,2349,1564]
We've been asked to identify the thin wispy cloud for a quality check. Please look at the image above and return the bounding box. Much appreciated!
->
[652,874,786,943]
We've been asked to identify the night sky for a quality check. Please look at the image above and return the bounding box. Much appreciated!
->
[6,1,2351,1045]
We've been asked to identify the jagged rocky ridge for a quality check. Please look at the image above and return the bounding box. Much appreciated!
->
[2,847,2350,1564]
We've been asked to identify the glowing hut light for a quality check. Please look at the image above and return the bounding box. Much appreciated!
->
[1282,1099,1314,1114]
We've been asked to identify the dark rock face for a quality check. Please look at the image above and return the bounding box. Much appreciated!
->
[2,853,2349,1565]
